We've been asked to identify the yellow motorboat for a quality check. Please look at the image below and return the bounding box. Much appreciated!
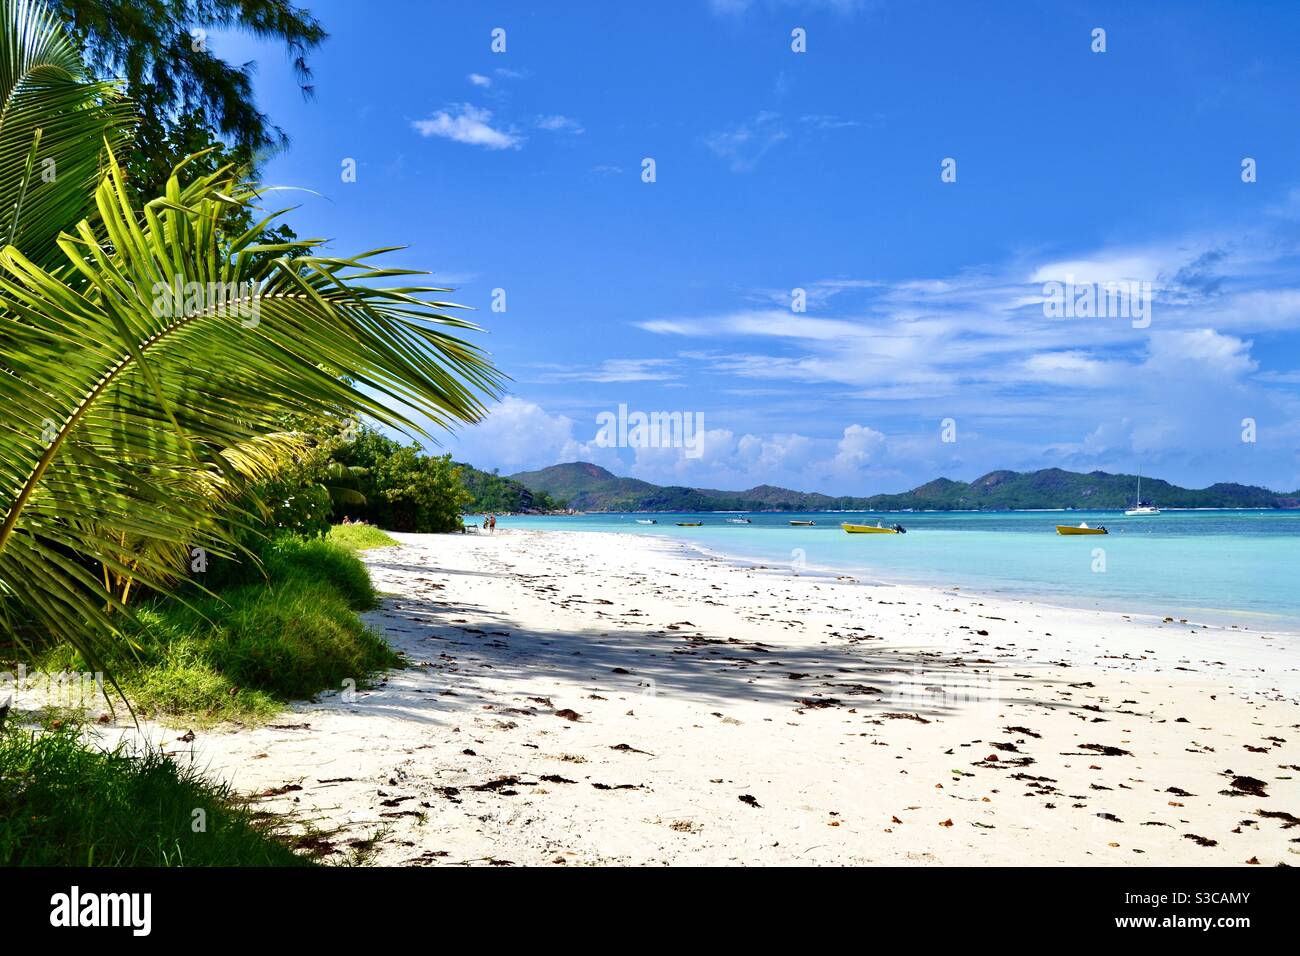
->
[1056,522,1108,535]
[842,522,901,534]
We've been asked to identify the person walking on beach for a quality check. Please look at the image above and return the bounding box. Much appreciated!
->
[482,515,489,530]
[489,514,497,533]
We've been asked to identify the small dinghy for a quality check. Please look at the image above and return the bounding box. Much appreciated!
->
[1056,522,1108,535]
[842,521,904,534]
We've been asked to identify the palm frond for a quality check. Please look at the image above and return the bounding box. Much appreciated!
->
[0,152,503,662]
[0,0,133,269]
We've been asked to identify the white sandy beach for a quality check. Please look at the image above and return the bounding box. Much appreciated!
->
[110,529,1300,865]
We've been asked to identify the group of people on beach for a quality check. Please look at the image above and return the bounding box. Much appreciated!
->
[482,513,497,532]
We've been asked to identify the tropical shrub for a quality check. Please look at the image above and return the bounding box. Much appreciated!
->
[335,428,471,532]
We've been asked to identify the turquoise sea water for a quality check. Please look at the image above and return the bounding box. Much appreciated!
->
[470,510,1300,630]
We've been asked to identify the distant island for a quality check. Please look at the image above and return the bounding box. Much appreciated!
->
[499,461,1300,513]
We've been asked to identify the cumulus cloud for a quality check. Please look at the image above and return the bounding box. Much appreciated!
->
[443,397,610,472]
[1143,329,1256,378]
[827,424,887,474]
[412,104,522,150]
[622,427,824,489]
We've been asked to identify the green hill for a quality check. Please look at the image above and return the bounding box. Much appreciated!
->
[509,463,847,512]
[507,462,1298,512]
[864,469,1287,511]
[456,462,566,513]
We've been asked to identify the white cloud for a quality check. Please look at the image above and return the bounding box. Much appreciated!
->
[412,104,522,150]
[622,427,824,489]
[800,114,864,130]
[444,397,611,472]
[615,225,1300,488]
[826,424,887,475]
[702,111,863,175]
[445,225,1300,492]
[536,114,584,134]
[1019,350,1125,386]
[533,358,678,384]
[1143,329,1256,378]
[638,310,864,341]
[737,431,815,475]
[467,73,492,88]
[704,112,787,172]
[1030,254,1162,285]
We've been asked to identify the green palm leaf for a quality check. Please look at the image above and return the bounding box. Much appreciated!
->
[0,0,133,269]
[0,152,503,662]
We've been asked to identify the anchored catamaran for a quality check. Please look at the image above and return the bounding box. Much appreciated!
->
[1125,470,1160,516]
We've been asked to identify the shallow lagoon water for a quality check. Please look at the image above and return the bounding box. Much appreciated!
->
[474,510,1300,630]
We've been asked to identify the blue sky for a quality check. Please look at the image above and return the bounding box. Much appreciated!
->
[216,0,1300,494]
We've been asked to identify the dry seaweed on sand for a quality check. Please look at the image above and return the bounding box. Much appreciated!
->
[1256,809,1300,827]
[610,743,653,755]
[1220,775,1269,798]
[1065,744,1131,757]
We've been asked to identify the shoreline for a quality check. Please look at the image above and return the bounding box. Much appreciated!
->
[98,528,1300,865]
[561,529,1300,691]
[502,518,1300,635]
[670,533,1300,636]
[497,506,1295,515]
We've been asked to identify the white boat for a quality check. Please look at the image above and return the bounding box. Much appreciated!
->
[726,517,752,524]
[635,518,657,525]
[1124,471,1160,516]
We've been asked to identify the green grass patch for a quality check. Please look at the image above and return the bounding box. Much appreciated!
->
[0,723,313,866]
[33,536,399,726]
[327,523,399,551]
[264,536,381,610]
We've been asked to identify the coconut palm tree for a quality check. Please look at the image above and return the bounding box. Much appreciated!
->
[0,0,502,666]
[0,0,134,268]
